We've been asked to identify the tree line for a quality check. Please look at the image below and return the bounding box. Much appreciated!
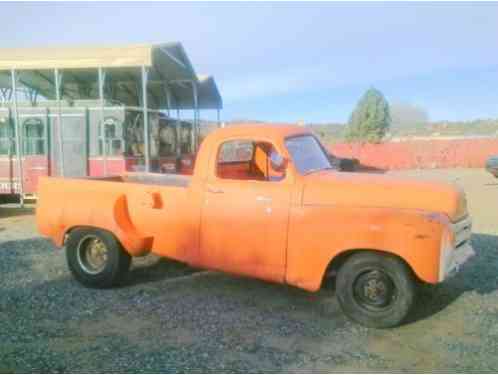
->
[309,87,498,144]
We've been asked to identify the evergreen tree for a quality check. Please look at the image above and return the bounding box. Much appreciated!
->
[345,87,391,143]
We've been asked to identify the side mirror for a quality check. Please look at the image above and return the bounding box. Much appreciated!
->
[270,151,287,172]
[338,158,359,172]
[328,153,359,172]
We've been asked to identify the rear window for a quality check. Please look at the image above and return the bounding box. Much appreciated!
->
[218,140,254,163]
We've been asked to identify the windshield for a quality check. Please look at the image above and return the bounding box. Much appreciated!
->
[285,135,332,175]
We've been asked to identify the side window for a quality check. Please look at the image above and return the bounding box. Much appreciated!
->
[0,116,13,155]
[218,140,254,163]
[216,140,285,182]
[23,118,45,155]
[99,117,123,156]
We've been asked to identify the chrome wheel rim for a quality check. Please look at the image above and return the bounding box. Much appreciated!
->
[76,235,108,275]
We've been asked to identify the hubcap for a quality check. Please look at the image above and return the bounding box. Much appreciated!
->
[76,235,108,274]
[353,269,396,310]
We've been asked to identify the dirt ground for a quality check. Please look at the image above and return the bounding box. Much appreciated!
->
[1,168,497,373]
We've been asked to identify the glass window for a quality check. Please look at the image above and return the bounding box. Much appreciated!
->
[99,117,123,156]
[0,116,13,155]
[285,135,332,175]
[216,140,284,182]
[98,138,123,156]
[23,118,45,155]
[218,140,254,163]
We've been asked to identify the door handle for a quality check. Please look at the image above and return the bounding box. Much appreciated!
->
[256,195,272,203]
[207,185,224,194]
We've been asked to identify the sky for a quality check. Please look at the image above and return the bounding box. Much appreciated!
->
[1,2,498,123]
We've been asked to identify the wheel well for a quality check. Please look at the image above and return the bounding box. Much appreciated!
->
[63,226,111,245]
[321,248,419,287]
[62,225,149,257]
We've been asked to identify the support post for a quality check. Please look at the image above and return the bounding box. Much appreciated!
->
[98,67,108,177]
[164,84,171,117]
[141,66,150,173]
[54,68,64,177]
[166,84,180,158]
[217,108,222,128]
[192,80,199,152]
[10,69,24,207]
[176,108,181,156]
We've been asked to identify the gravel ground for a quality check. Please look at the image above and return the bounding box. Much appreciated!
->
[1,168,498,373]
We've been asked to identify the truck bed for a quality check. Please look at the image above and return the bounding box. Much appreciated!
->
[36,172,194,251]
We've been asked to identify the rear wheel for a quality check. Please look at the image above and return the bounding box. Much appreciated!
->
[336,252,416,328]
[66,228,131,288]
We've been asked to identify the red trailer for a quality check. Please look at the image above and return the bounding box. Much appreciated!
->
[0,43,223,205]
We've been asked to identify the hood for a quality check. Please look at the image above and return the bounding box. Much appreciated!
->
[302,171,467,222]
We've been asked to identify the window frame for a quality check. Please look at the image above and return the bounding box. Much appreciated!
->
[22,117,47,156]
[98,116,124,157]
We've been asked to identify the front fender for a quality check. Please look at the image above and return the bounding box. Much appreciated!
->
[285,206,446,291]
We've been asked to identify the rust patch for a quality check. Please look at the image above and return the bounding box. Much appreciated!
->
[415,234,430,239]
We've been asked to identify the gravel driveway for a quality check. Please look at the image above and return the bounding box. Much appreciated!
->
[1,168,497,373]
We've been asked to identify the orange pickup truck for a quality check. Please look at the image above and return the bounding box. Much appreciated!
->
[37,124,474,327]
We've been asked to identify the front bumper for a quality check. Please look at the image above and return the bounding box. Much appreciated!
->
[439,216,475,282]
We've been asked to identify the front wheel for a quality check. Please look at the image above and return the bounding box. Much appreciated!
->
[336,252,416,328]
[66,228,131,288]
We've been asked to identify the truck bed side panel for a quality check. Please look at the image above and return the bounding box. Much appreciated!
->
[37,176,198,263]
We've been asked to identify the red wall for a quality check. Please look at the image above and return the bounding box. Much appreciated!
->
[330,138,498,170]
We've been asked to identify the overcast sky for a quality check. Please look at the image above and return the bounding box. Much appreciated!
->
[2,2,498,123]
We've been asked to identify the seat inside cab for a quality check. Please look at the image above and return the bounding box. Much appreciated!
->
[216,140,285,182]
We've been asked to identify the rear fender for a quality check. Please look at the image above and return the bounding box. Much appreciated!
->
[54,193,151,256]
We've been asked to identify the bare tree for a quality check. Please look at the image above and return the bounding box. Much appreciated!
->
[390,102,429,128]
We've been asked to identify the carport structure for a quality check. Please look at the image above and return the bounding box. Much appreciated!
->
[0,42,223,205]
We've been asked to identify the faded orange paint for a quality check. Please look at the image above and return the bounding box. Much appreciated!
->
[36,124,469,291]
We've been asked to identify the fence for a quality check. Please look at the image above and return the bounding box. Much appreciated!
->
[329,138,498,170]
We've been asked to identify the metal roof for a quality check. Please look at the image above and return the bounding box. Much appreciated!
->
[0,43,188,71]
[171,75,223,110]
[0,42,222,110]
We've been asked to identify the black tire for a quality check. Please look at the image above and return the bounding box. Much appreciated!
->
[66,227,131,288]
[336,251,416,328]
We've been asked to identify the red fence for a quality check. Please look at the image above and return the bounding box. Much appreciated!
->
[329,138,498,170]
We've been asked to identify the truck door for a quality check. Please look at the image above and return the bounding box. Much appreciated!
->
[199,139,291,283]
